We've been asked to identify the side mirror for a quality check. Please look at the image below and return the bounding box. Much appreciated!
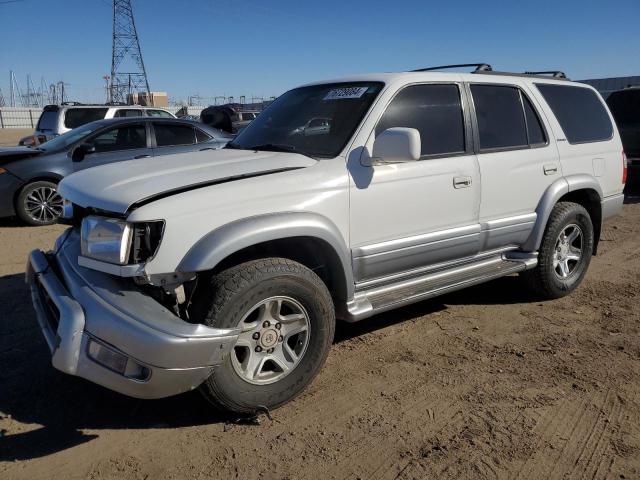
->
[365,127,421,166]
[71,143,95,162]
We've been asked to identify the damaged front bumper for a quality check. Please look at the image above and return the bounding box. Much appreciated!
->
[26,229,240,399]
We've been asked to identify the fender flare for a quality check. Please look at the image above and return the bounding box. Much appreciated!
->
[523,174,603,252]
[178,211,355,298]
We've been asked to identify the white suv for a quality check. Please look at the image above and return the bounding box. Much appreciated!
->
[27,65,626,414]
[19,103,175,146]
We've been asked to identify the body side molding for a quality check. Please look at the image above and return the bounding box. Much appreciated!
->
[177,212,354,298]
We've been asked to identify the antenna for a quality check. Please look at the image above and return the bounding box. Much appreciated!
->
[110,0,150,104]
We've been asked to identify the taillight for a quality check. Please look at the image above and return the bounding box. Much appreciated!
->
[622,151,628,184]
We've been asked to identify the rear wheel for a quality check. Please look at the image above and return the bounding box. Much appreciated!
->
[193,258,335,414]
[15,181,63,226]
[523,201,594,299]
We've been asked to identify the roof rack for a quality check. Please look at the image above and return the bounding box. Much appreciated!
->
[523,71,568,79]
[409,64,571,81]
[411,63,492,73]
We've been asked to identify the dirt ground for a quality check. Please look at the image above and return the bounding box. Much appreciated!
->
[0,129,32,147]
[1,202,640,480]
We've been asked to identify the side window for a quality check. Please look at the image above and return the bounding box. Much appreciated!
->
[522,95,547,146]
[471,85,528,150]
[154,124,197,146]
[195,128,213,143]
[148,110,174,118]
[89,125,146,153]
[376,84,466,156]
[536,84,613,143]
[64,108,109,129]
[114,109,142,118]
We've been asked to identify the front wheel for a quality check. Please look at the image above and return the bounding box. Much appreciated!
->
[193,258,335,414]
[15,180,63,226]
[523,201,594,299]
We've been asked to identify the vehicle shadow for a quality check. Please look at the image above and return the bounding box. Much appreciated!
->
[0,270,535,461]
[0,217,22,228]
[0,272,232,462]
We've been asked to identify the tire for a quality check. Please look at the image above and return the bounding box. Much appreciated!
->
[193,258,335,414]
[15,180,63,226]
[523,201,594,299]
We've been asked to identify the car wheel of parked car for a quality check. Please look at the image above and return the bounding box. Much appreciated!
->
[194,258,335,414]
[16,180,64,226]
[523,201,594,299]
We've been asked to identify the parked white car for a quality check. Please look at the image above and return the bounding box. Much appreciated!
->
[28,65,625,414]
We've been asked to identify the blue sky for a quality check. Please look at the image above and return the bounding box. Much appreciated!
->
[1,0,638,104]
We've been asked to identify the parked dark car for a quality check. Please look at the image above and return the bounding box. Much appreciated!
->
[0,117,232,225]
[607,86,640,194]
[200,104,260,134]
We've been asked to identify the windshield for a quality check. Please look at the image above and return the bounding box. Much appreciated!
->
[38,121,101,152]
[229,82,384,158]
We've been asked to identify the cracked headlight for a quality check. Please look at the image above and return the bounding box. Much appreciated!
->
[81,216,132,265]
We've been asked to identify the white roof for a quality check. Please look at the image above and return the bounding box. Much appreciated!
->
[301,70,588,89]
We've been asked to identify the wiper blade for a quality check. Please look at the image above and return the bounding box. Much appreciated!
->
[223,142,243,149]
[249,143,297,153]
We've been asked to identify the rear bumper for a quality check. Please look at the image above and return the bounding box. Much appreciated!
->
[0,171,23,217]
[601,193,624,220]
[26,230,240,399]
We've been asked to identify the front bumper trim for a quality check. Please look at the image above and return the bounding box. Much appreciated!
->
[28,249,84,375]
[26,240,241,399]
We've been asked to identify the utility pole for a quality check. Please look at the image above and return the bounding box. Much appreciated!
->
[9,71,23,107]
[110,0,151,104]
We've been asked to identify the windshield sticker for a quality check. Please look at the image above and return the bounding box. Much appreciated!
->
[324,86,369,100]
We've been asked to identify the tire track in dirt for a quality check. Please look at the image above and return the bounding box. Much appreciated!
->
[512,388,622,480]
[322,398,465,480]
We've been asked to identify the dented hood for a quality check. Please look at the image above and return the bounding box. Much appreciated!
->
[59,149,317,213]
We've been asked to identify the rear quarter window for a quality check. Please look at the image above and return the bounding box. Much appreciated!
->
[36,111,59,131]
[64,108,109,129]
[536,84,613,144]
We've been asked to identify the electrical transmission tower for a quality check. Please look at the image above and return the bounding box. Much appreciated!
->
[110,0,150,104]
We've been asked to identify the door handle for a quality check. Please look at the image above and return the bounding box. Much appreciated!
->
[543,164,558,175]
[453,176,472,188]
[134,154,151,159]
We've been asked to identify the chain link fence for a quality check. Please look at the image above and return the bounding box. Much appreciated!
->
[0,108,44,128]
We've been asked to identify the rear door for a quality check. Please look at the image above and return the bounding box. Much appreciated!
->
[73,122,151,171]
[150,122,202,156]
[469,82,559,251]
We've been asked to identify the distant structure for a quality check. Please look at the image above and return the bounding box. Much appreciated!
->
[0,88,5,107]
[110,0,150,104]
[580,75,640,99]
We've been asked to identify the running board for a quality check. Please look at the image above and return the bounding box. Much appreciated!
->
[344,254,537,322]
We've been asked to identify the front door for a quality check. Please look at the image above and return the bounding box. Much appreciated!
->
[349,83,481,283]
[74,122,150,171]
